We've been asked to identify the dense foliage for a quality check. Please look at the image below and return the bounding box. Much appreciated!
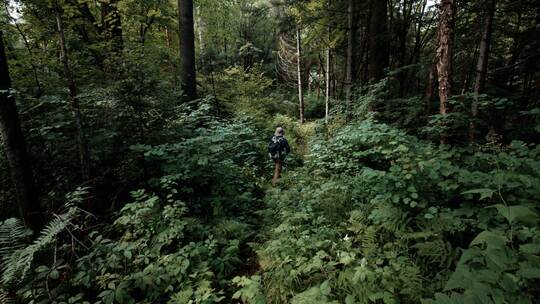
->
[244,119,539,303]
[0,0,539,303]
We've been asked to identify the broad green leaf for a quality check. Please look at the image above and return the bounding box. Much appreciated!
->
[491,204,537,224]
[444,266,472,291]
[470,231,507,247]
[49,270,60,280]
[461,188,495,201]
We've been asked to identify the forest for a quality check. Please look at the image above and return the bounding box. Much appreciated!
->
[0,0,539,303]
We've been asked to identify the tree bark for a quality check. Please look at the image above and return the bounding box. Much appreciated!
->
[196,6,205,68]
[178,0,197,101]
[325,46,331,123]
[0,30,44,232]
[368,0,389,82]
[165,27,172,49]
[55,1,91,182]
[345,0,357,115]
[397,0,415,97]
[470,0,496,143]
[426,63,436,116]
[435,0,455,144]
[506,10,521,89]
[325,0,332,123]
[296,27,304,124]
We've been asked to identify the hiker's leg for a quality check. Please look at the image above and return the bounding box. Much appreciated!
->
[272,160,282,186]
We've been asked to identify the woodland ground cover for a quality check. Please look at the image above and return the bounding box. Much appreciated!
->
[3,89,539,303]
[1,0,539,303]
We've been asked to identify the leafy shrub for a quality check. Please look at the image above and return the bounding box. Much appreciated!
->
[1,102,269,303]
[251,118,540,303]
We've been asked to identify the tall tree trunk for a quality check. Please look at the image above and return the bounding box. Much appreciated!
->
[460,45,479,94]
[325,0,332,123]
[435,0,455,144]
[426,63,436,116]
[165,27,172,49]
[296,27,304,124]
[196,6,205,68]
[470,0,496,143]
[55,1,91,182]
[506,10,521,89]
[397,0,414,97]
[345,0,357,115]
[0,31,44,232]
[325,47,331,123]
[178,0,197,101]
[368,0,389,82]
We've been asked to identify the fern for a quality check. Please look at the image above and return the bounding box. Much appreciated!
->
[0,289,16,304]
[1,210,76,286]
[0,187,87,287]
[0,218,30,265]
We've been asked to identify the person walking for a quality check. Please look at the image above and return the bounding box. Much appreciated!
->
[268,127,291,186]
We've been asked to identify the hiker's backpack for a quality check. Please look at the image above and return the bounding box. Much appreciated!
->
[268,136,287,160]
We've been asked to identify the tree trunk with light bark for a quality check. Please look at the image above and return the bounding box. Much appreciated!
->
[345,0,357,116]
[296,27,304,123]
[435,0,455,144]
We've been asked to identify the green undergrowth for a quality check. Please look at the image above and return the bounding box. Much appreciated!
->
[1,97,539,303]
[0,100,272,303]
[235,118,540,304]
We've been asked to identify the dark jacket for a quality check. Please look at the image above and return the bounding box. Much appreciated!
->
[268,136,291,161]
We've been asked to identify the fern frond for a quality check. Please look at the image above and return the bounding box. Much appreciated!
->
[1,209,78,286]
[0,218,30,261]
[412,240,455,268]
[0,288,16,304]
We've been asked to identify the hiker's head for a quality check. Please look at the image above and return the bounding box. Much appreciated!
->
[275,127,284,137]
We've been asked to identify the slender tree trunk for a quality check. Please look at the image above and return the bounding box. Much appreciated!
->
[397,0,414,97]
[178,0,197,101]
[426,63,436,116]
[470,0,496,143]
[325,0,332,123]
[506,11,521,89]
[308,61,314,92]
[165,27,172,49]
[435,0,455,144]
[368,0,389,82]
[317,56,322,99]
[345,0,357,116]
[55,1,91,182]
[296,27,304,124]
[411,0,427,65]
[460,46,478,94]
[325,47,331,123]
[196,6,205,68]
[0,31,44,232]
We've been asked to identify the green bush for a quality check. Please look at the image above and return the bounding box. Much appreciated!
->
[251,118,540,303]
